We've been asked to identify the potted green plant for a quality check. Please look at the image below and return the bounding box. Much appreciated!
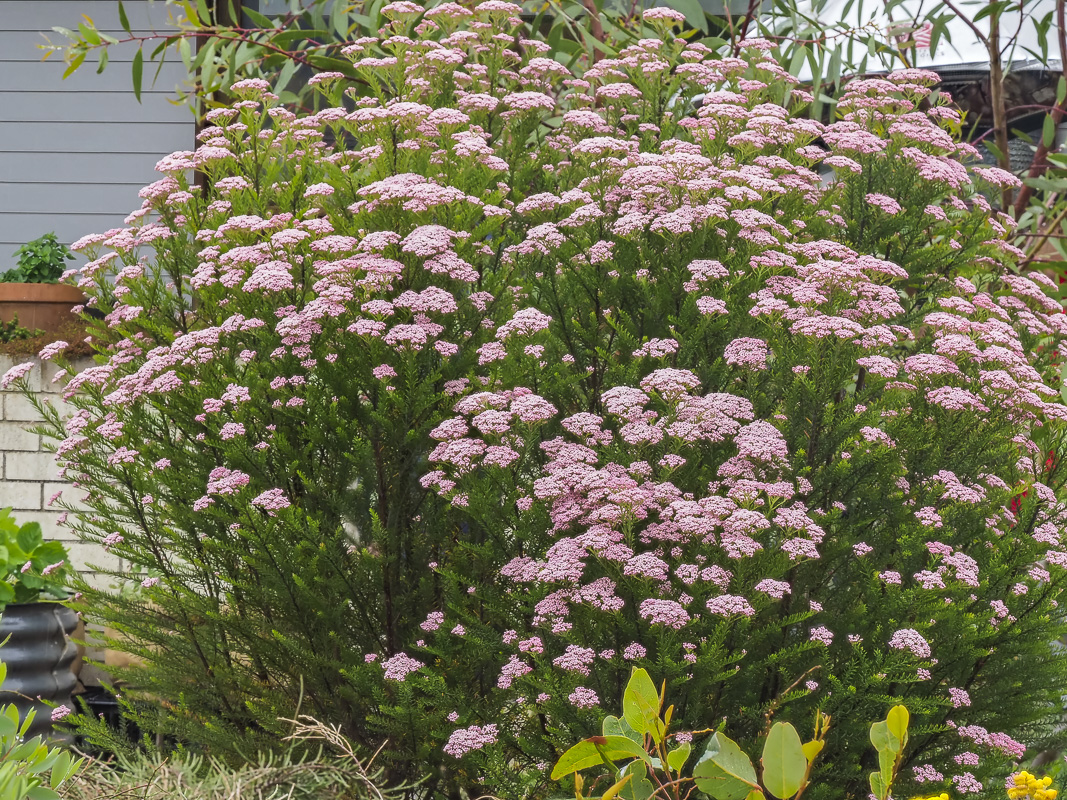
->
[0,508,77,741]
[0,234,84,335]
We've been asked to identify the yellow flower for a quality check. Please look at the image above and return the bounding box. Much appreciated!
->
[1007,772,1056,800]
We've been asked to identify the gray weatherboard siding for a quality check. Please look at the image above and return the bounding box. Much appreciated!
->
[0,0,194,265]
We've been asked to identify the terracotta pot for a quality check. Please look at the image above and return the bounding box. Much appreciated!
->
[0,284,86,335]
[0,603,80,741]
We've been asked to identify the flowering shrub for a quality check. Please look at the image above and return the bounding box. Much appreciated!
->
[17,3,1067,798]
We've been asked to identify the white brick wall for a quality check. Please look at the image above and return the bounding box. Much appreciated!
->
[0,356,106,584]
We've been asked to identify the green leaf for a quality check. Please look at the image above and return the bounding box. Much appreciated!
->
[869,721,898,753]
[603,774,633,800]
[693,733,759,800]
[77,23,101,46]
[619,760,655,800]
[16,523,42,554]
[878,747,895,787]
[551,736,652,779]
[49,751,70,789]
[869,771,887,800]
[885,706,909,745]
[761,723,807,799]
[1045,113,1057,148]
[26,787,60,800]
[801,740,823,763]
[667,742,691,772]
[623,668,661,741]
[603,715,642,745]
[1058,76,1066,105]
[62,50,86,79]
[117,2,132,34]
[242,6,274,27]
[132,47,143,102]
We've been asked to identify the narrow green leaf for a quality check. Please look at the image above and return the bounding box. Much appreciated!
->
[243,6,274,27]
[132,47,143,102]
[77,23,101,46]
[49,751,70,789]
[25,787,60,800]
[1057,76,1066,106]
[1045,114,1057,148]
[95,47,109,74]
[603,774,634,800]
[62,50,86,79]
[117,1,132,34]
[761,723,807,799]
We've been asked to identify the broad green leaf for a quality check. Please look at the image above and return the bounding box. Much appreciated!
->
[551,736,652,779]
[869,721,898,753]
[801,740,823,763]
[0,712,16,740]
[878,747,895,786]
[761,723,807,799]
[623,668,661,740]
[603,715,642,745]
[885,706,909,745]
[746,792,767,800]
[693,733,759,800]
[16,523,42,554]
[131,48,143,102]
[869,771,887,800]
[667,741,691,772]
[26,788,60,800]
[619,760,655,800]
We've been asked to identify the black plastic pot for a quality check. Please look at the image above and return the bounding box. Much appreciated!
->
[0,602,79,740]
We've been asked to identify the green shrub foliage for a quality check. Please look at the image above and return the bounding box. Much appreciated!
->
[14,4,1067,798]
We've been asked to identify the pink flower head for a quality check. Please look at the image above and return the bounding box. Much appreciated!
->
[888,628,931,659]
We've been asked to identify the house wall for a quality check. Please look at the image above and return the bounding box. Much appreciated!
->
[0,0,195,265]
